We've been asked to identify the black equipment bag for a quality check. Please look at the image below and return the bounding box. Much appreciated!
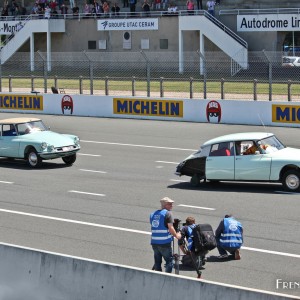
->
[192,224,217,253]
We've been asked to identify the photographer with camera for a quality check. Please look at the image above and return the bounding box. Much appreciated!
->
[150,197,181,273]
[178,216,196,255]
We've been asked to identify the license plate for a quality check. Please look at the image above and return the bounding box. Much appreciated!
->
[63,146,71,152]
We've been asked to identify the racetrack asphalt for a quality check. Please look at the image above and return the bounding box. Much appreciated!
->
[0,112,299,297]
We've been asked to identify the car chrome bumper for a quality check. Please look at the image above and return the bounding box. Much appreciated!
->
[39,148,80,160]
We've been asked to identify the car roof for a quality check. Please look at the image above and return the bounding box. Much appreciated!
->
[0,117,41,124]
[203,132,274,146]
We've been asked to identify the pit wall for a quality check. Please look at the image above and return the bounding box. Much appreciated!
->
[0,93,299,127]
[0,243,297,300]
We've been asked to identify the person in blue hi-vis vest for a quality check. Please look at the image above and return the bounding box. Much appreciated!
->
[150,197,181,273]
[215,214,243,260]
[178,216,196,254]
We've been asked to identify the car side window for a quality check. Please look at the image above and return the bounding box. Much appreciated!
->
[2,124,17,136]
[209,142,232,157]
[16,123,30,135]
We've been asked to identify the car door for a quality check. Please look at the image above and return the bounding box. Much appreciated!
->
[0,124,19,157]
[234,141,272,180]
[205,142,235,180]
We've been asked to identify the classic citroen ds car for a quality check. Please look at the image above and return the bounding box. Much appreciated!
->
[175,132,300,192]
[0,117,80,167]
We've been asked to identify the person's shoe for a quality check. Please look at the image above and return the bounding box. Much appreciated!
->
[235,249,241,260]
[217,254,228,259]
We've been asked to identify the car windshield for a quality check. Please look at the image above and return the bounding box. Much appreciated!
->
[258,135,285,151]
[16,120,48,135]
[283,57,296,63]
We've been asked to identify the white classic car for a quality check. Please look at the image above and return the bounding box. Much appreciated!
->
[175,132,300,192]
[0,117,80,168]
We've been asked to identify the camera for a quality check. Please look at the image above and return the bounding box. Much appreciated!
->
[173,218,181,232]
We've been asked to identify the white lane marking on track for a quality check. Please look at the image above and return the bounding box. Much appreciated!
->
[0,208,299,259]
[156,161,179,164]
[69,190,106,197]
[178,204,216,211]
[79,169,107,174]
[81,140,197,152]
[0,181,14,184]
[78,153,101,157]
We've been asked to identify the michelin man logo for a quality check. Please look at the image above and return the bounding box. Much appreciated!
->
[61,95,73,115]
[206,100,222,123]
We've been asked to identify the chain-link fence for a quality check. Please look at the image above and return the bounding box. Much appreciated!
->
[1,50,300,101]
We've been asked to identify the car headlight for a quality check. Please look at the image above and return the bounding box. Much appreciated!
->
[74,136,80,146]
[48,145,54,152]
[41,142,47,150]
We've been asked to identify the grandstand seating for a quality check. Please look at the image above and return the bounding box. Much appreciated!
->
[3,0,300,17]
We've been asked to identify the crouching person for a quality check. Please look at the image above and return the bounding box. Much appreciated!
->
[215,214,243,260]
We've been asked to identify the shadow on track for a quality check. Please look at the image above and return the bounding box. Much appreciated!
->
[0,158,72,170]
[167,180,284,194]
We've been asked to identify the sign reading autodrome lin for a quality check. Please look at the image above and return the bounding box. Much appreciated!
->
[237,14,300,31]
[98,19,158,31]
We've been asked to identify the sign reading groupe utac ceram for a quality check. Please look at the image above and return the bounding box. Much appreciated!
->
[237,14,300,32]
[0,21,24,35]
[98,18,158,31]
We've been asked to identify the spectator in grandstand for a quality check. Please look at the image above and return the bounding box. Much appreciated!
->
[167,3,177,14]
[92,0,103,15]
[129,0,136,13]
[206,0,215,16]
[1,4,9,16]
[44,5,51,18]
[123,0,128,7]
[161,0,167,10]
[31,3,39,14]
[186,0,194,14]
[72,4,79,15]
[83,2,92,16]
[69,0,75,9]
[102,1,110,16]
[111,3,120,16]
[196,0,202,9]
[10,0,19,16]
[60,3,68,15]
[142,0,150,16]
[49,0,58,12]
[154,0,161,10]
[39,0,46,10]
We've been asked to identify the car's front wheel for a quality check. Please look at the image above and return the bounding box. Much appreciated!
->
[62,154,76,165]
[26,148,42,168]
[282,170,300,192]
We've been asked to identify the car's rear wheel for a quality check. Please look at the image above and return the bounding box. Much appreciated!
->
[27,148,42,168]
[62,154,76,165]
[282,170,300,192]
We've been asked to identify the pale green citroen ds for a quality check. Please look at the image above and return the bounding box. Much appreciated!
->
[175,132,300,193]
[0,117,80,168]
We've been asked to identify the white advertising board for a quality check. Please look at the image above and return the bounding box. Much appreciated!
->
[97,18,158,31]
[237,14,300,32]
[0,93,299,128]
